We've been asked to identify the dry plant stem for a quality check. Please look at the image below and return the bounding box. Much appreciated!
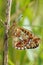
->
[3,0,12,65]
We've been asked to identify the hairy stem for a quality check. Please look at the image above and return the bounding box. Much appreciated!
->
[3,0,12,65]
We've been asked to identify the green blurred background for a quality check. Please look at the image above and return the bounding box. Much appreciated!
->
[0,0,43,65]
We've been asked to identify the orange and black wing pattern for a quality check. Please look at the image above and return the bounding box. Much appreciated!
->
[9,22,40,50]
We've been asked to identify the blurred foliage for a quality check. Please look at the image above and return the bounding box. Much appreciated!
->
[0,0,43,65]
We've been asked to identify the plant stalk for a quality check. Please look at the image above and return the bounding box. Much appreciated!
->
[3,0,12,65]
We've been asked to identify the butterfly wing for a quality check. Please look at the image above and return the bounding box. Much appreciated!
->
[12,27,40,50]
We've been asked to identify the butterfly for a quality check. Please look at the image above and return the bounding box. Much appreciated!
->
[9,21,40,50]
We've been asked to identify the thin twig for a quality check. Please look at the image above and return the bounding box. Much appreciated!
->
[3,0,12,65]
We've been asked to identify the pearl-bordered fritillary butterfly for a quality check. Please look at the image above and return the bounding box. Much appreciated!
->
[9,21,40,50]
